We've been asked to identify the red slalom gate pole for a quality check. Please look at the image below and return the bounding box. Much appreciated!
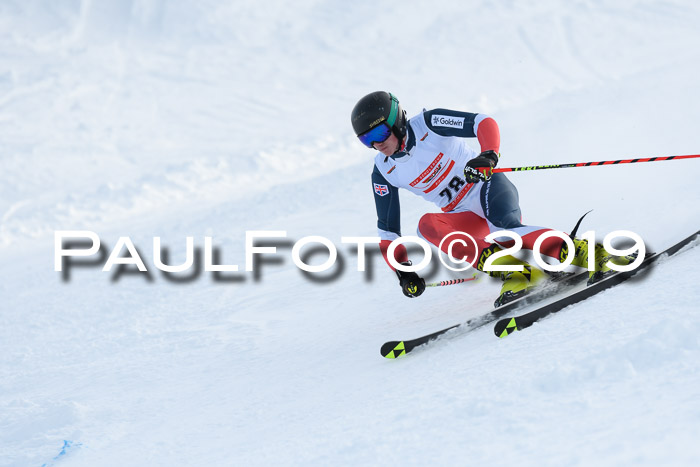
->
[493,154,700,173]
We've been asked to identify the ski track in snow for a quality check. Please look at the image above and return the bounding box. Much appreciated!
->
[1,1,700,465]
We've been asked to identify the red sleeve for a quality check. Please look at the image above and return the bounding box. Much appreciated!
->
[476,117,500,153]
[379,240,409,271]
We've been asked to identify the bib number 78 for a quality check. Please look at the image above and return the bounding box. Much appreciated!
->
[438,176,466,202]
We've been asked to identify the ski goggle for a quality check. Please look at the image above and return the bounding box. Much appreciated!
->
[357,122,393,148]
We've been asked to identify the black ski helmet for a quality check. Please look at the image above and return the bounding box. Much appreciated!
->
[351,91,407,142]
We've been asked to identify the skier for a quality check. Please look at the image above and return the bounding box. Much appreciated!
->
[350,91,633,306]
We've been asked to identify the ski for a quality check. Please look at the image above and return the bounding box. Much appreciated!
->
[380,269,590,358]
[494,230,700,338]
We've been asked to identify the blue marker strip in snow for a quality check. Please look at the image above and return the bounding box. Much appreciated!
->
[41,440,82,467]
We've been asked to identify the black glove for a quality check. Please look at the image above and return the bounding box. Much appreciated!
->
[395,262,426,298]
[464,150,499,183]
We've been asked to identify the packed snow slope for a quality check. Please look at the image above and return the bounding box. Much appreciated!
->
[1,1,700,465]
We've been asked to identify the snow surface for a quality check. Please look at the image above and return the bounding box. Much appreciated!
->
[1,1,700,465]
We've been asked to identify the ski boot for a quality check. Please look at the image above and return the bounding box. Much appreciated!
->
[478,245,548,308]
[562,237,638,285]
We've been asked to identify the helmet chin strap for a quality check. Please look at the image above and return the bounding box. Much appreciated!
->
[391,109,407,154]
[393,135,407,154]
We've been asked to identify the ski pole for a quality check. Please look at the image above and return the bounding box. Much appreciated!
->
[493,153,700,173]
[426,274,478,288]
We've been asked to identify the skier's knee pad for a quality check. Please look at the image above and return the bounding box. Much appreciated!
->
[488,210,523,230]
